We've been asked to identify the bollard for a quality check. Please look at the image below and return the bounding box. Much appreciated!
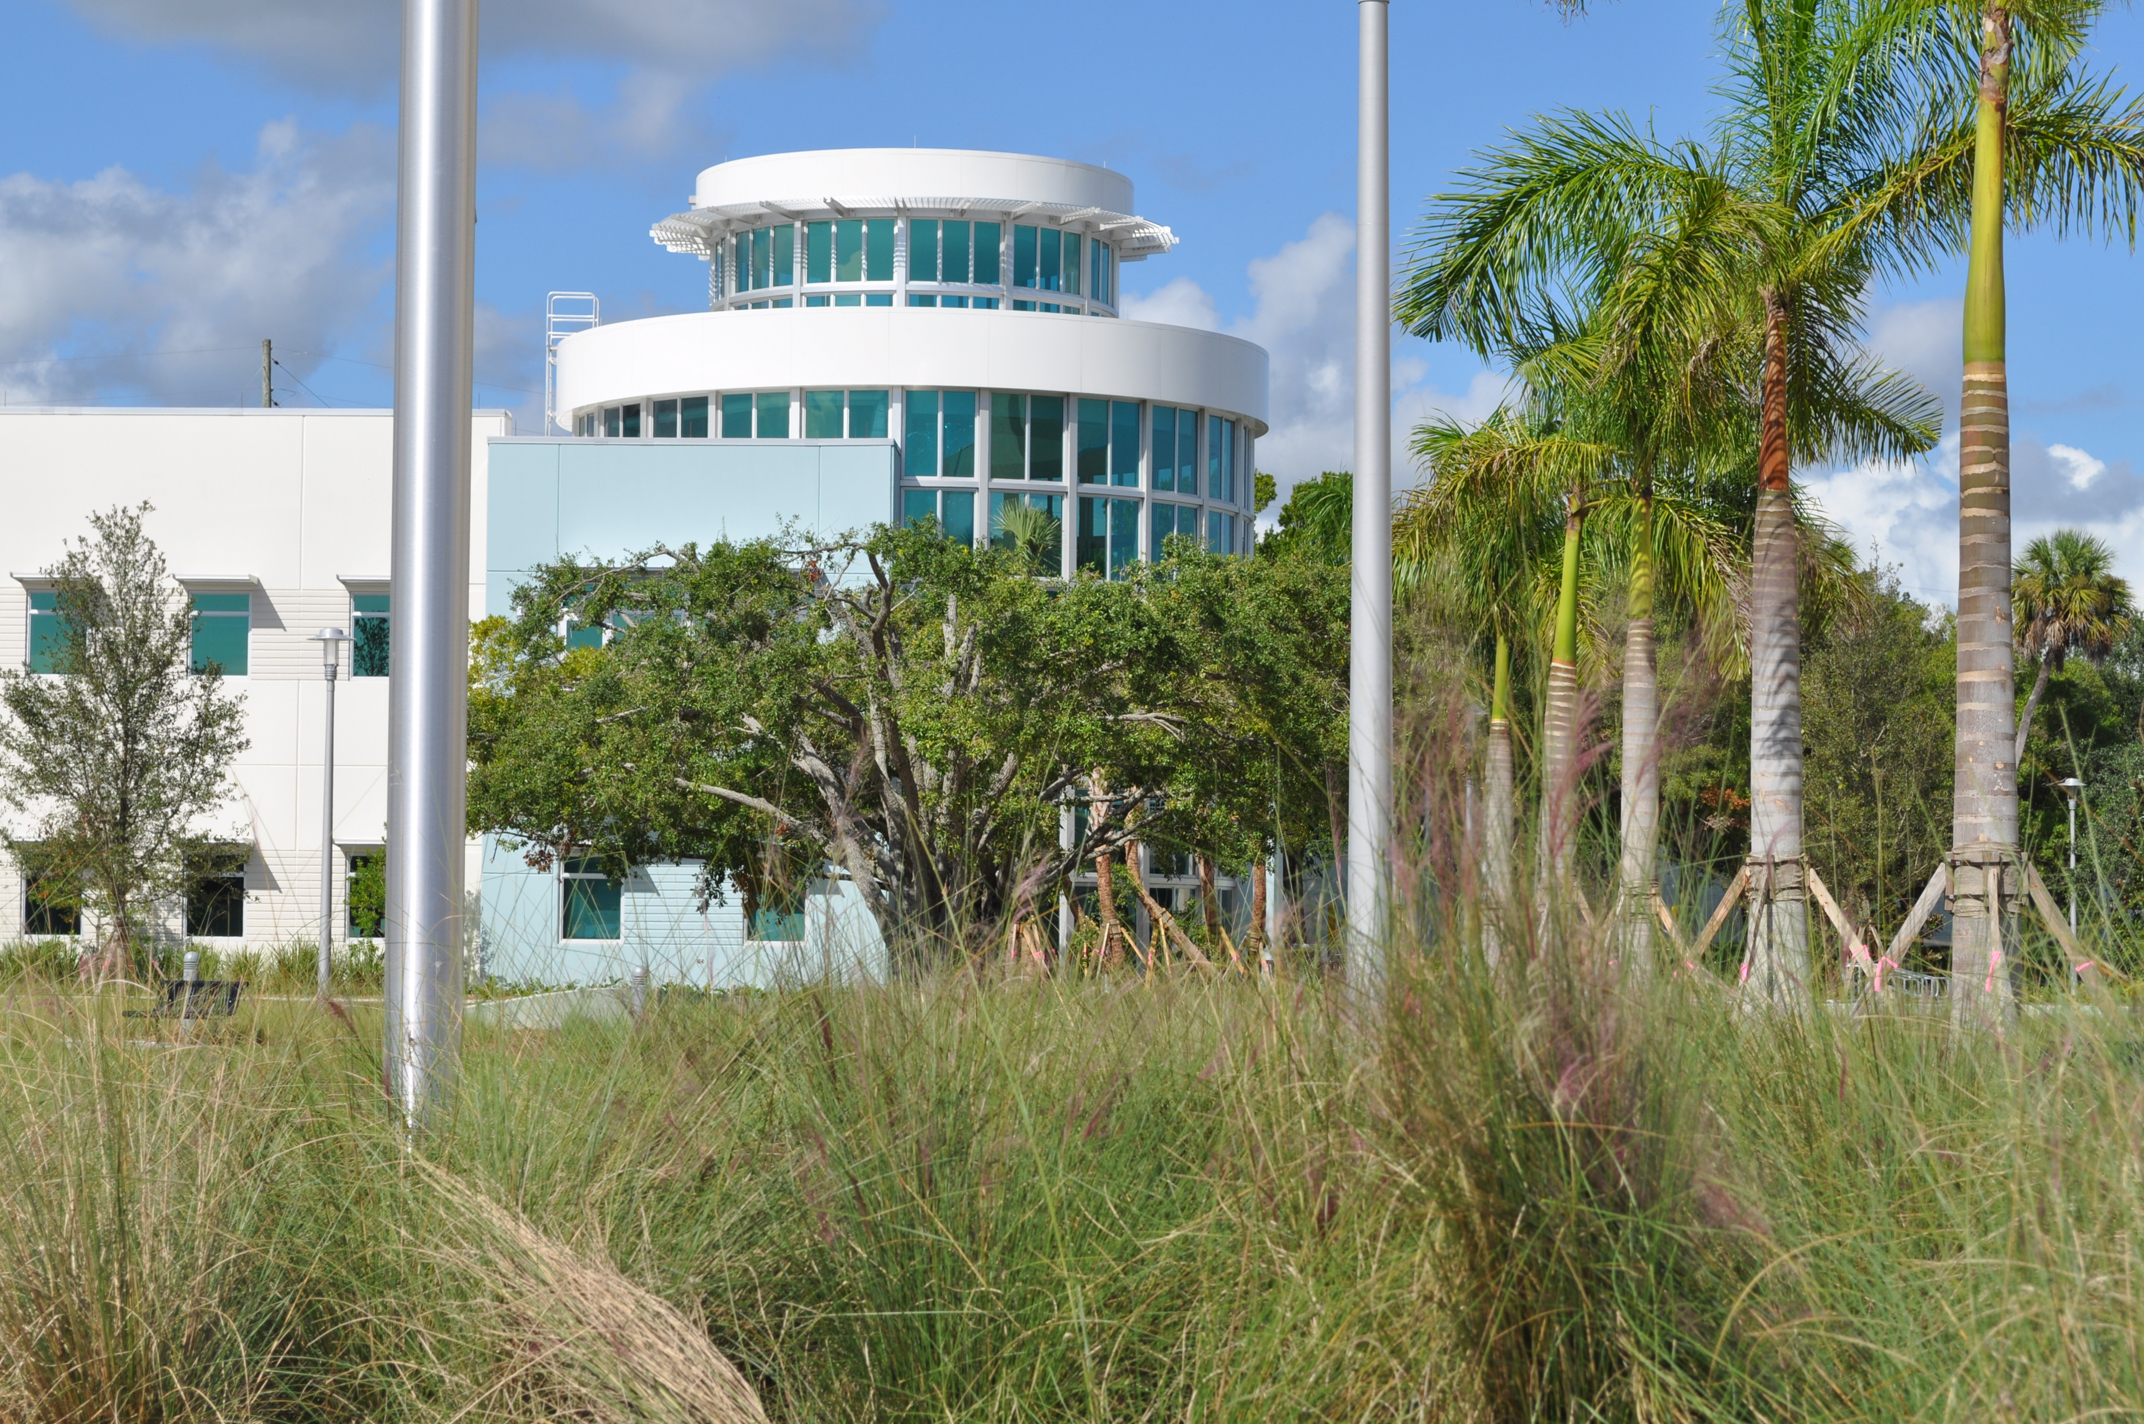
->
[629,963,649,1021]
[182,950,200,985]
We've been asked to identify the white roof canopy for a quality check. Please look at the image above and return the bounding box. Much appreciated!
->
[651,197,1177,263]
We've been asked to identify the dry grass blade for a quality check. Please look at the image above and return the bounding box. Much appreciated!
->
[418,1163,767,1424]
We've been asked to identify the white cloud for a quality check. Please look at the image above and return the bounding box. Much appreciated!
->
[0,122,393,407]
[1864,295,1964,425]
[64,0,880,91]
[2050,443,2107,492]
[1121,213,1507,515]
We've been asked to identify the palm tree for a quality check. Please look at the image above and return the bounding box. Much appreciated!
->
[2013,530,2136,753]
[1862,0,2144,1019]
[1398,0,1944,1006]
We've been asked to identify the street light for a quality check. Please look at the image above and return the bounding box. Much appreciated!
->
[2059,776,2085,932]
[311,628,351,1000]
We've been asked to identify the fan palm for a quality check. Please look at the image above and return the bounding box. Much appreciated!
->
[2013,529,2136,753]
[1398,0,1945,1006]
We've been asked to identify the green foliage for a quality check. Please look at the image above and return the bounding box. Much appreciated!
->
[1260,472,1351,566]
[469,527,1347,961]
[0,505,250,975]
[1252,469,1277,514]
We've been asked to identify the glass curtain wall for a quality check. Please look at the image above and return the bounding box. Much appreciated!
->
[988,394,1065,483]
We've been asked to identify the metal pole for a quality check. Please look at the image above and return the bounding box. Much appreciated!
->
[319,650,337,998]
[2068,795,2077,931]
[385,0,478,1130]
[1346,0,1393,981]
[261,339,273,408]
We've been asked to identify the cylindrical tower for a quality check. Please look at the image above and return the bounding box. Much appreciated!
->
[554,148,1270,577]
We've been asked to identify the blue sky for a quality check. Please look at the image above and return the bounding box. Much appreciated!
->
[1,0,2138,604]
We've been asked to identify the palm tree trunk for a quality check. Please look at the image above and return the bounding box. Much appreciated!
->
[2015,650,2052,760]
[1748,293,1809,1007]
[1953,3,2018,1026]
[1619,489,1658,979]
[1198,855,1221,947]
[1484,632,1515,964]
[1094,848,1124,967]
[1539,503,1584,899]
[1246,861,1268,961]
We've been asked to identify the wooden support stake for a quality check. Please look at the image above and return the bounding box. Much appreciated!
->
[1806,864,1866,961]
[1650,889,1692,958]
[1123,842,1216,972]
[2020,860,2105,979]
[1688,864,1749,962]
[1884,862,1950,969]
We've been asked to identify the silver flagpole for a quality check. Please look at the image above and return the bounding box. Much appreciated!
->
[1347,0,1393,981]
[385,0,477,1128]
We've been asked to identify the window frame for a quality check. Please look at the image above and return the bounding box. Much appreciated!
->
[559,856,624,943]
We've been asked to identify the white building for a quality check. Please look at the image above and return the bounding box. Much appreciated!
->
[0,148,1272,986]
[0,408,508,955]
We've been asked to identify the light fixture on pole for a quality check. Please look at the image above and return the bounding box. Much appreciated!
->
[1346,0,1393,982]
[310,628,351,1000]
[2059,777,2084,932]
[386,0,478,1130]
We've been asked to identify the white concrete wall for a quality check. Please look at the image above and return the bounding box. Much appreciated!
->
[0,407,510,951]
[693,148,1136,215]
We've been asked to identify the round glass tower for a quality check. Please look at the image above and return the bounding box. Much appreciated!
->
[554,148,1270,577]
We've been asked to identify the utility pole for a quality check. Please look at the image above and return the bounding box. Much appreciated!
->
[385,0,478,1130]
[1346,0,1393,984]
[261,339,273,408]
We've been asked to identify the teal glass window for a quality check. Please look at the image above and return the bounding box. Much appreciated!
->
[805,390,844,439]
[1039,229,1061,291]
[975,297,1000,310]
[352,593,390,678]
[1207,510,1236,555]
[906,390,939,477]
[603,406,620,437]
[835,220,863,281]
[1207,415,1225,499]
[749,904,806,943]
[940,489,974,545]
[1078,496,1107,573]
[941,295,968,309]
[903,488,936,527]
[755,391,790,439]
[1221,420,1237,502]
[848,390,888,438]
[943,220,970,282]
[653,398,678,438]
[721,393,753,438]
[1063,233,1082,295]
[1179,409,1199,496]
[990,394,1025,481]
[866,220,894,281]
[190,593,249,676]
[1091,240,1114,305]
[1111,401,1140,486]
[1076,399,1108,484]
[806,221,832,283]
[1013,225,1037,288]
[990,491,1062,553]
[565,620,604,650]
[560,858,622,941]
[750,227,771,289]
[1111,497,1139,577]
[28,590,66,674]
[1030,396,1064,481]
[773,223,794,285]
[834,293,861,307]
[805,294,830,307]
[907,294,937,307]
[1152,406,1176,492]
[185,850,247,938]
[772,297,793,309]
[865,293,892,307]
[974,223,1001,283]
[909,219,938,282]
[681,395,708,438]
[23,853,77,937]
[942,391,976,477]
[1152,501,1199,557]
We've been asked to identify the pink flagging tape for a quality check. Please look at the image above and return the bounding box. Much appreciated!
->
[1986,948,2003,996]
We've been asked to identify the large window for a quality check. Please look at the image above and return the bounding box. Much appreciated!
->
[804,218,896,284]
[1206,415,1237,505]
[28,590,66,674]
[1150,407,1199,494]
[804,389,890,439]
[1206,510,1239,555]
[1151,501,1200,557]
[905,390,977,477]
[190,593,249,676]
[903,488,976,545]
[1076,400,1139,487]
[989,394,1065,483]
[1077,496,1140,578]
[352,593,389,677]
[908,220,1003,285]
[992,492,1063,554]
[21,849,76,937]
[732,223,796,294]
[1089,239,1115,307]
[653,396,710,438]
[185,848,247,939]
[720,392,791,439]
[1012,226,1081,295]
[560,857,622,941]
[346,850,383,939]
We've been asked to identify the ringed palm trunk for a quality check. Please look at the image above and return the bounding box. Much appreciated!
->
[1953,3,2019,1025]
[1747,293,1809,1007]
[1618,489,1658,979]
[1483,632,1515,964]
[1538,503,1584,902]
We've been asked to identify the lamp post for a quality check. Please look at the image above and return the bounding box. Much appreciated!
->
[2059,776,2084,932]
[311,628,351,1000]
